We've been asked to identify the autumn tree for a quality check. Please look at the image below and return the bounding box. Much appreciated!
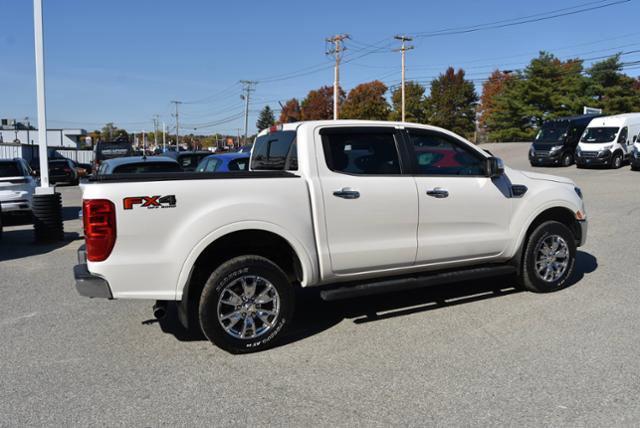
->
[341,80,390,120]
[388,81,426,122]
[425,67,478,139]
[256,105,276,131]
[278,98,302,123]
[479,70,514,130]
[301,85,344,120]
[101,123,129,142]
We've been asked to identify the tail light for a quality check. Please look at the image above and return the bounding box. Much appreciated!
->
[83,199,116,261]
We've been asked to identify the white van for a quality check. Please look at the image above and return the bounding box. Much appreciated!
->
[575,113,640,169]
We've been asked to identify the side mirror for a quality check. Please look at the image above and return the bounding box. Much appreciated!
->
[485,156,505,178]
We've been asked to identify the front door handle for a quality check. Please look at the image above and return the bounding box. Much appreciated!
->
[333,187,360,199]
[426,187,449,198]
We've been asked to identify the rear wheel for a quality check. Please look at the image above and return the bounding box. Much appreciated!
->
[518,221,576,293]
[199,255,294,354]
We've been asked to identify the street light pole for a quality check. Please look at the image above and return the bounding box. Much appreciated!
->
[32,0,63,242]
[33,0,50,190]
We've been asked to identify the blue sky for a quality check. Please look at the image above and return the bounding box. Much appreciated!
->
[1,0,639,135]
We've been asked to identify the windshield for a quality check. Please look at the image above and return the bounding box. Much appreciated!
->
[0,162,21,177]
[581,127,619,144]
[535,122,569,143]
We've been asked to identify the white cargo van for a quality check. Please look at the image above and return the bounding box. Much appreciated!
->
[575,113,640,169]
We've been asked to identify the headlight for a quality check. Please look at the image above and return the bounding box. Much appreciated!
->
[529,147,535,157]
[576,146,582,156]
[603,144,613,150]
[574,187,583,199]
[550,145,563,153]
[633,146,639,157]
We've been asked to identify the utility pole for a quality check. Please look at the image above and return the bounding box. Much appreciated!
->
[162,121,166,152]
[394,35,414,123]
[152,114,159,150]
[171,100,182,151]
[326,34,349,120]
[240,80,257,145]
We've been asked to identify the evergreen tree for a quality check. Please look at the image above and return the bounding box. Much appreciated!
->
[587,55,640,114]
[388,81,427,122]
[256,106,275,131]
[425,67,478,139]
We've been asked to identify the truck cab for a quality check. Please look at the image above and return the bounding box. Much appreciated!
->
[576,113,640,169]
[529,115,599,167]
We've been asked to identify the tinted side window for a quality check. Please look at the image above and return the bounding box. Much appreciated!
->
[322,131,401,175]
[228,158,249,171]
[618,127,628,144]
[251,131,297,170]
[408,131,485,176]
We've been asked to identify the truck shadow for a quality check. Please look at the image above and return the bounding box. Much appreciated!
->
[157,250,598,348]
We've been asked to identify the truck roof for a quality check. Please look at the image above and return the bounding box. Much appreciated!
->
[586,113,640,127]
[258,120,469,137]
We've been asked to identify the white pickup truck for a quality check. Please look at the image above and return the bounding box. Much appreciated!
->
[74,120,588,353]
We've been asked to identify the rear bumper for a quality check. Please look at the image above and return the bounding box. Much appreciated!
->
[74,245,113,299]
[0,200,31,212]
[0,190,32,212]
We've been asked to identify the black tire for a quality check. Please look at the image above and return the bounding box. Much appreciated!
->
[561,152,573,167]
[518,221,576,293]
[611,152,623,169]
[199,255,294,354]
[72,178,80,186]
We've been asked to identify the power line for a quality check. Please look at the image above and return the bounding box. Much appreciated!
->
[411,0,630,38]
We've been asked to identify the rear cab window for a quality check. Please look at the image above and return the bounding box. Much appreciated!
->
[251,131,297,171]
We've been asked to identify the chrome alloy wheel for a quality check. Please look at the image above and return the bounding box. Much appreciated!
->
[216,275,280,340]
[534,235,570,283]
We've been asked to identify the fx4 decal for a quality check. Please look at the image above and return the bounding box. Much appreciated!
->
[123,195,177,210]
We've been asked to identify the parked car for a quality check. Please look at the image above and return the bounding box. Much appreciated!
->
[46,159,80,185]
[93,138,133,172]
[575,113,640,168]
[74,120,587,354]
[237,144,253,153]
[195,153,250,172]
[0,158,37,215]
[96,156,182,175]
[164,151,211,172]
[529,114,599,167]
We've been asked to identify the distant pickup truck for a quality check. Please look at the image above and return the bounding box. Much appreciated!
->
[74,120,588,353]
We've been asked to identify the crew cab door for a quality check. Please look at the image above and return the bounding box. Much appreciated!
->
[404,128,511,264]
[317,127,418,274]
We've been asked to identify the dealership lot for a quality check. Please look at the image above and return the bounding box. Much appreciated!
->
[1,143,639,426]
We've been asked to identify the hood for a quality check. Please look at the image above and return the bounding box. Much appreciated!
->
[519,170,574,185]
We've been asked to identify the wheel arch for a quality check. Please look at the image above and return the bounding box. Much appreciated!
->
[511,205,581,272]
[176,224,314,330]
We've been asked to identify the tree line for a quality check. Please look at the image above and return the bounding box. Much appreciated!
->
[256,52,640,142]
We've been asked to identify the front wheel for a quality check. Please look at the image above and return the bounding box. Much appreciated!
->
[199,255,294,354]
[611,153,623,169]
[518,221,576,293]
[561,152,573,167]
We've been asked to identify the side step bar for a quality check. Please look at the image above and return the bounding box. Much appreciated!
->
[319,265,516,301]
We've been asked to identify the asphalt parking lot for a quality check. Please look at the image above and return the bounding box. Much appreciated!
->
[1,143,639,426]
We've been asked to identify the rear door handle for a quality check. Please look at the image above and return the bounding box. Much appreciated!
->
[333,187,360,199]
[426,187,449,198]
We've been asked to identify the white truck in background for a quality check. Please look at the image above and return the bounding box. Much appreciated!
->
[74,120,588,353]
[576,113,640,168]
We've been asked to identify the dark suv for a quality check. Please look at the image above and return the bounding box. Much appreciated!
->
[529,114,600,167]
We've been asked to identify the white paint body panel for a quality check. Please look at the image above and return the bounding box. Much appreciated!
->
[81,120,586,300]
